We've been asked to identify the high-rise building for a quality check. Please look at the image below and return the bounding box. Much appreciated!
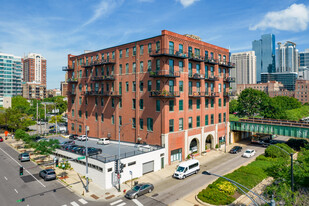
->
[22,82,47,99]
[299,48,309,68]
[252,34,276,82]
[276,41,298,73]
[261,72,297,91]
[0,53,22,107]
[23,53,47,85]
[64,30,233,164]
[231,51,256,92]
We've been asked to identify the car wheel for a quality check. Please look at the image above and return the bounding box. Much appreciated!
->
[134,194,138,199]
[148,188,152,193]
[183,175,186,179]
[195,170,198,174]
[44,177,47,181]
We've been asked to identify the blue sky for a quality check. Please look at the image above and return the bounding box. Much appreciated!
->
[0,0,309,89]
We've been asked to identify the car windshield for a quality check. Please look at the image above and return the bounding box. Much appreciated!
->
[22,154,29,157]
[47,172,56,175]
[133,186,140,191]
[176,166,185,172]
[245,150,251,153]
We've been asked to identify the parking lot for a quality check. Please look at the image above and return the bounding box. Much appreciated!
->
[50,136,161,163]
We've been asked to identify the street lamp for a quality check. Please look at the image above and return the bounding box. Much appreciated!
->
[117,119,131,192]
[85,125,89,192]
[270,144,294,194]
[202,171,275,206]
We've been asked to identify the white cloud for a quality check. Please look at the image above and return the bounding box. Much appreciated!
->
[250,3,309,32]
[177,0,199,8]
[82,0,124,27]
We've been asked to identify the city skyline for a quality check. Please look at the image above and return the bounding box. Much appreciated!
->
[0,0,309,89]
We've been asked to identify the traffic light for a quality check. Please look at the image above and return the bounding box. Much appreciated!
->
[120,163,125,173]
[55,159,59,167]
[115,160,119,173]
[19,166,23,176]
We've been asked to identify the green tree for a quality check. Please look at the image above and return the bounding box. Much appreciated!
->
[229,99,238,114]
[272,96,302,111]
[49,115,64,124]
[34,139,60,156]
[12,96,31,114]
[4,108,36,131]
[14,129,29,141]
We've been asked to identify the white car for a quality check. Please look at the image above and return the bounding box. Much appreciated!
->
[242,149,256,158]
[77,135,88,141]
[97,138,110,145]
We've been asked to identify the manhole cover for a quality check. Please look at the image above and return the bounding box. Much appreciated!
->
[152,193,159,197]
[91,194,99,200]
[105,195,115,200]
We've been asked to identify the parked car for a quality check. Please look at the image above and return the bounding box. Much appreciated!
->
[64,144,76,151]
[49,129,56,134]
[39,169,56,181]
[59,140,75,149]
[80,147,102,156]
[0,137,3,142]
[229,146,242,154]
[69,134,78,140]
[18,152,30,162]
[97,138,110,145]
[77,135,88,141]
[125,183,154,199]
[242,149,256,158]
[71,146,85,153]
[173,159,200,179]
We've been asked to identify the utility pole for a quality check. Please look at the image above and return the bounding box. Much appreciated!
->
[85,125,89,192]
[36,102,38,134]
[44,103,47,134]
[55,105,57,135]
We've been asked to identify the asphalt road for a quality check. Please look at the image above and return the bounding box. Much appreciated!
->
[0,142,105,206]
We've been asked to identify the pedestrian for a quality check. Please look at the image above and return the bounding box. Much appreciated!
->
[12,134,14,139]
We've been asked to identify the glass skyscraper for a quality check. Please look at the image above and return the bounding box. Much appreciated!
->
[252,34,276,82]
[299,49,309,68]
[276,41,298,73]
[0,53,22,107]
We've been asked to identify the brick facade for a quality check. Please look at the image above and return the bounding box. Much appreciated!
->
[65,30,232,164]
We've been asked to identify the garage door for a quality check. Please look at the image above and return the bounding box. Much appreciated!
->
[142,161,154,174]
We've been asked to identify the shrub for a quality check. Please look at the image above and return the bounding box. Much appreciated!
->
[197,187,235,205]
[286,138,309,151]
[215,144,219,149]
[216,181,237,195]
[265,143,293,158]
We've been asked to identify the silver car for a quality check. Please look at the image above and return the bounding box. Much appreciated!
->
[125,183,154,199]
[39,169,56,181]
[18,153,30,162]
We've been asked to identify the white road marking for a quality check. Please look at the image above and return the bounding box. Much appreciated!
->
[78,198,88,204]
[4,176,7,180]
[132,199,143,206]
[117,203,126,206]
[62,205,67,206]
[110,199,123,205]
[70,201,79,206]
[14,189,18,193]
[0,148,46,188]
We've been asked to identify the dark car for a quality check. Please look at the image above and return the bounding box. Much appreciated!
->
[69,134,78,140]
[125,183,154,199]
[71,146,84,153]
[34,136,44,142]
[49,129,56,134]
[229,146,242,154]
[0,137,3,142]
[80,147,102,156]
[18,152,30,162]
[39,169,56,181]
[64,144,76,151]
[59,140,75,149]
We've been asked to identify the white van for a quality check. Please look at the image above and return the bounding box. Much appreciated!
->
[173,159,200,179]
[97,138,110,145]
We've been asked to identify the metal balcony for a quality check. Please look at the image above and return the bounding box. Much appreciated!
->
[218,61,235,68]
[92,59,116,66]
[91,75,115,81]
[67,78,78,83]
[223,76,235,82]
[81,63,93,68]
[149,49,188,59]
[67,91,76,95]
[205,75,219,81]
[149,90,180,98]
[149,70,180,78]
[189,73,204,80]
[223,91,236,97]
[62,66,74,71]
[205,92,219,98]
[188,54,204,62]
[189,92,206,97]
[83,91,121,97]
[204,58,217,65]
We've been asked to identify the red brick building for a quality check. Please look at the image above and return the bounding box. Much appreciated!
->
[23,53,47,86]
[64,30,233,164]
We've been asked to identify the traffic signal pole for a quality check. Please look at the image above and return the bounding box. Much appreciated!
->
[85,125,89,192]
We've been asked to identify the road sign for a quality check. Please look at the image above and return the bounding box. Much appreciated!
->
[77,156,85,160]
[16,198,24,202]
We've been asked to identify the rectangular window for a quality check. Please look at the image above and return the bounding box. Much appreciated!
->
[139,99,143,110]
[196,64,200,74]
[179,81,183,92]
[179,44,183,53]
[71,123,75,131]
[79,97,82,105]
[197,116,200,127]
[219,99,221,107]
[101,98,104,106]
[119,116,122,126]
[95,97,98,105]
[133,46,136,56]
[140,119,143,130]
[205,99,209,108]
[211,99,214,108]
[156,80,160,90]
[224,98,226,107]
[156,100,160,111]
[119,98,122,108]
[133,81,136,92]
[179,118,183,131]
[125,63,129,74]
[179,61,183,72]
[140,61,143,73]
[112,115,114,124]
[197,99,200,109]
[119,50,122,58]
[147,80,152,91]
[95,113,98,121]
[219,83,222,93]
[140,45,144,55]
[79,110,82,118]
[205,115,209,126]
[147,60,151,71]
[112,98,115,107]
[156,59,160,71]
[156,41,160,52]
[133,62,136,73]
[79,125,82,133]
[112,51,115,59]
[132,99,136,109]
[126,48,129,57]
[119,82,122,95]
[223,113,226,122]
[119,64,122,74]
[169,100,174,112]
[125,81,129,92]
[72,109,75,117]
[139,81,143,92]
[169,119,174,132]
[147,118,153,131]
[211,114,214,124]
[85,111,88,119]
[179,100,183,111]
[189,99,192,110]
[219,113,222,123]
[188,117,193,129]
[148,43,152,53]
[101,113,104,122]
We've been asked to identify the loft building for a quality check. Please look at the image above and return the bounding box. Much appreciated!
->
[64,30,234,164]
[22,82,47,100]
[23,53,47,85]
[0,53,22,107]
[230,51,256,92]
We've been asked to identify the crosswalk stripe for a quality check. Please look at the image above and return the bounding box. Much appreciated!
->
[117,203,126,206]
[78,198,88,205]
[110,199,123,205]
[70,201,79,206]
[132,199,144,206]
[61,205,67,206]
